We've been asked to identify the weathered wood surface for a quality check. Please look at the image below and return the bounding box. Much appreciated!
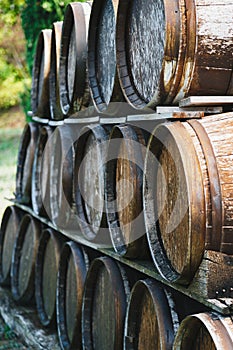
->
[31,29,52,118]
[35,228,62,327]
[49,124,79,230]
[179,96,233,108]
[144,112,233,284]
[31,126,53,218]
[57,241,89,350]
[75,124,111,243]
[49,21,63,120]
[11,214,41,304]
[116,0,233,109]
[59,2,92,116]
[15,122,39,204]
[106,124,149,258]
[0,287,60,349]
[124,279,179,349]
[173,312,233,349]
[82,256,131,350]
[88,0,124,112]
[0,206,23,285]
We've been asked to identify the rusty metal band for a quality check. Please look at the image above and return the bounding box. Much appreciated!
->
[187,119,222,251]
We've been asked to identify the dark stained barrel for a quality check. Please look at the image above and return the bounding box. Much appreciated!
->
[49,21,63,120]
[0,206,23,286]
[143,112,233,285]
[74,124,111,243]
[82,256,131,350]
[116,0,233,109]
[31,29,52,118]
[35,228,62,327]
[105,124,149,258]
[56,241,89,350]
[124,279,179,350]
[31,125,53,217]
[88,0,124,112]
[15,122,39,204]
[11,214,41,303]
[59,2,92,116]
[50,124,79,230]
[173,312,233,349]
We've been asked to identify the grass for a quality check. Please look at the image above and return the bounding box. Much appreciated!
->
[0,106,25,221]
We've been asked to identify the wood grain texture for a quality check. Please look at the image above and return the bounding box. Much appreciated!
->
[31,29,52,118]
[15,123,40,204]
[0,206,23,286]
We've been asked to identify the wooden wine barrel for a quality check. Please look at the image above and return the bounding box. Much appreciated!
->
[50,124,80,230]
[49,21,63,120]
[88,0,124,112]
[173,312,233,349]
[105,124,149,258]
[31,29,52,118]
[74,124,111,243]
[59,2,92,116]
[31,125,53,217]
[143,112,233,285]
[0,206,23,286]
[116,0,233,109]
[11,214,41,303]
[35,228,63,327]
[15,122,39,204]
[56,241,89,350]
[82,256,131,350]
[124,279,179,350]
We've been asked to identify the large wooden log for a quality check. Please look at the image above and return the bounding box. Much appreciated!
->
[143,112,233,285]
[116,0,233,109]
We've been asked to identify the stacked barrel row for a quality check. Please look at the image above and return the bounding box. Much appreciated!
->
[2,205,233,349]
[0,0,233,349]
[31,0,233,120]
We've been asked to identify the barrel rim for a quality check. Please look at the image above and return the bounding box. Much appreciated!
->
[11,214,41,303]
[56,241,88,349]
[81,256,129,350]
[74,124,111,242]
[143,121,205,284]
[35,227,61,327]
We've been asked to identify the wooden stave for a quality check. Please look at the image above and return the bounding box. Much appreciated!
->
[59,2,92,116]
[49,124,80,230]
[31,29,52,118]
[82,256,131,350]
[173,312,233,349]
[15,122,40,204]
[35,228,62,327]
[88,0,125,113]
[143,112,233,285]
[49,21,64,121]
[31,125,54,218]
[105,124,149,258]
[116,0,233,110]
[56,241,89,350]
[124,278,179,350]
[11,214,41,304]
[74,124,111,243]
[0,206,23,286]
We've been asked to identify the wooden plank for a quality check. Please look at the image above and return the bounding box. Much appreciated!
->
[64,116,100,124]
[0,287,60,349]
[179,96,233,107]
[48,120,64,126]
[127,111,204,121]
[156,106,223,114]
[32,116,49,124]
